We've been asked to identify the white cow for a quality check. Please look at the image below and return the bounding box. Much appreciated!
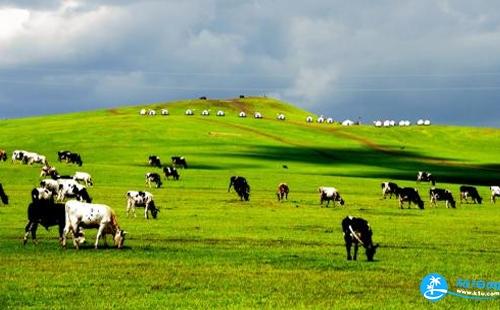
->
[318,186,345,207]
[62,200,126,249]
[73,172,93,187]
[491,186,500,203]
[126,191,159,219]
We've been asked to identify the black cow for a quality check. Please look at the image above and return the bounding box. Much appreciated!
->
[341,216,379,261]
[145,172,162,188]
[171,156,188,168]
[429,188,456,208]
[398,187,424,209]
[66,153,83,166]
[163,166,180,180]
[228,176,250,201]
[0,149,7,161]
[417,171,436,186]
[276,183,289,201]
[23,198,66,245]
[148,155,161,168]
[0,183,8,205]
[381,182,400,199]
[460,185,482,204]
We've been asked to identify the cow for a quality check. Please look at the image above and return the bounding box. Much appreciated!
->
[163,166,180,180]
[126,191,159,219]
[145,172,162,188]
[62,200,127,249]
[228,176,250,201]
[40,165,58,178]
[0,149,6,161]
[148,155,161,168]
[23,194,66,245]
[21,151,48,165]
[65,153,83,166]
[318,186,345,207]
[342,216,379,261]
[12,150,26,163]
[171,156,188,168]
[491,186,500,203]
[57,150,71,162]
[73,171,93,187]
[276,183,289,201]
[57,180,92,203]
[381,182,400,199]
[40,179,60,194]
[417,171,436,186]
[0,183,8,205]
[459,185,482,204]
[398,187,424,209]
[429,188,456,208]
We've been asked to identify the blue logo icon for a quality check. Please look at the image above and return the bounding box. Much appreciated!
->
[420,273,448,302]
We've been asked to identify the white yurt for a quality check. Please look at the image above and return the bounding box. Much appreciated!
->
[217,110,225,116]
[201,110,210,116]
[306,116,313,123]
[239,111,247,118]
[342,119,354,126]
[374,120,382,127]
[140,109,147,116]
[277,113,285,120]
[161,109,169,116]
[254,112,263,119]
[327,118,334,124]
[185,109,194,116]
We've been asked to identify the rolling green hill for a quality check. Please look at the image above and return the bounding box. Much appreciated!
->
[0,97,499,309]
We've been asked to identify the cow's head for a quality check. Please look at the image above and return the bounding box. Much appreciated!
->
[366,243,379,261]
[148,201,159,219]
[477,196,483,204]
[417,200,424,209]
[114,229,127,248]
[76,156,83,166]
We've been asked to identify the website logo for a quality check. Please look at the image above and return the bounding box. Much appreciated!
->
[420,273,448,302]
[420,273,499,302]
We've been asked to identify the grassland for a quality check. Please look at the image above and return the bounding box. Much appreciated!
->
[0,97,499,309]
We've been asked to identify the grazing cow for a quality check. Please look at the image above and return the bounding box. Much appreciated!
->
[40,165,58,178]
[0,183,8,205]
[318,186,345,207]
[171,156,188,168]
[73,172,93,187]
[148,155,162,168]
[491,186,500,203]
[459,185,482,204]
[126,191,159,219]
[276,183,289,201]
[145,172,162,188]
[398,187,424,209]
[62,200,127,249]
[65,153,83,166]
[341,216,379,261]
[417,171,436,186]
[228,176,250,201]
[163,166,180,180]
[381,182,400,199]
[23,195,66,245]
[21,151,47,165]
[0,149,6,161]
[57,180,92,203]
[429,188,456,208]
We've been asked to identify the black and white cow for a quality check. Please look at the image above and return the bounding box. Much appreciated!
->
[398,187,424,209]
[491,186,500,203]
[12,150,26,164]
[23,194,66,245]
[57,180,92,203]
[228,176,250,201]
[171,156,188,168]
[429,188,456,208]
[0,183,8,205]
[40,179,60,194]
[62,200,127,249]
[148,155,161,168]
[0,149,7,161]
[126,191,159,219]
[381,182,400,199]
[341,216,379,261]
[276,183,289,201]
[459,185,482,204]
[417,171,436,186]
[318,186,345,207]
[145,172,162,188]
[163,166,180,180]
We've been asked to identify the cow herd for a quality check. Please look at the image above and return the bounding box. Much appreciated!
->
[0,147,498,261]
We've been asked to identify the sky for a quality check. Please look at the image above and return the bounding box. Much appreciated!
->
[0,0,499,127]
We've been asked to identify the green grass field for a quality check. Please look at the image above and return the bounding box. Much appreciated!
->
[0,97,499,309]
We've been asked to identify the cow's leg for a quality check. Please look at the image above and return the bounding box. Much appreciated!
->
[95,224,106,249]
[58,223,64,244]
[399,199,404,209]
[24,221,36,245]
[353,242,359,261]
[144,207,148,219]
[344,234,352,260]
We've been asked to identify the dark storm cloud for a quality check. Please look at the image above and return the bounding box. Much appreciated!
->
[0,0,499,126]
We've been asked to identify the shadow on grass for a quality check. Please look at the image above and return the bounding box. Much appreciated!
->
[223,145,500,186]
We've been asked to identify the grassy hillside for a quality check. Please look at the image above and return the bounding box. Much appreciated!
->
[0,97,499,309]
